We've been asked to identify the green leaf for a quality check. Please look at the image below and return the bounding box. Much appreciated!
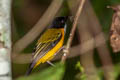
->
[17,63,65,80]
[75,61,84,73]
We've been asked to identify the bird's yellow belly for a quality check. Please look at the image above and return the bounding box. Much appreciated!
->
[34,29,64,68]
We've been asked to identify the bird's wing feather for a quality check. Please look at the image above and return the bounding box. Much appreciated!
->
[33,29,62,60]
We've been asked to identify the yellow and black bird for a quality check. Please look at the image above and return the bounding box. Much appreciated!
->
[26,16,68,75]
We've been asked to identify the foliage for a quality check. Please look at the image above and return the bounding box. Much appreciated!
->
[16,63,65,80]
[75,61,87,80]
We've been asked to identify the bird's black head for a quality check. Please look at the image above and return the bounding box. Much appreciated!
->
[50,16,68,28]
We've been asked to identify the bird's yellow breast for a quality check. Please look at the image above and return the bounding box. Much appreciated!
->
[34,28,64,68]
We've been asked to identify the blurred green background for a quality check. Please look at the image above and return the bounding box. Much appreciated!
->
[12,0,120,80]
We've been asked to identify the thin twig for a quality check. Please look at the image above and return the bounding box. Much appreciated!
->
[61,0,86,62]
[13,0,64,53]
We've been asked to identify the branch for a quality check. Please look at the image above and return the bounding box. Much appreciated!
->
[67,0,99,79]
[77,4,99,80]
[12,30,109,64]
[85,0,114,80]
[13,0,64,53]
[61,0,86,62]
[0,0,12,79]
[12,32,107,64]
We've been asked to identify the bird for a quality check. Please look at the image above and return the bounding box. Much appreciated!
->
[26,16,68,75]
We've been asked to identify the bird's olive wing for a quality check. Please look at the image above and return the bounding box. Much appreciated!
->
[33,29,62,59]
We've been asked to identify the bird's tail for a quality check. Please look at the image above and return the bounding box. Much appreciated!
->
[25,61,36,76]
